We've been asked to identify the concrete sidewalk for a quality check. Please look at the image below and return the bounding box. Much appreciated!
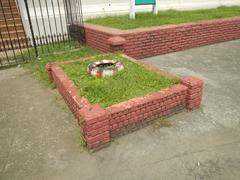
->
[1,40,240,180]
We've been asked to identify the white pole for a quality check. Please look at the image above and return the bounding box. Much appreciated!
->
[129,0,135,19]
[153,0,158,15]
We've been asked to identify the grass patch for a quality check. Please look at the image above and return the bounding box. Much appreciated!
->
[24,43,98,86]
[61,53,178,108]
[86,6,240,30]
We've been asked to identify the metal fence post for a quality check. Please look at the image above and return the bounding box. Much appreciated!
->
[23,0,38,57]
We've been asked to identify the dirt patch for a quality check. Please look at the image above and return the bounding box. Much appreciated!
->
[152,118,172,131]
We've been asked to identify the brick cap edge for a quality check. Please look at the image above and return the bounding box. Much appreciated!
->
[107,36,126,46]
[181,76,204,87]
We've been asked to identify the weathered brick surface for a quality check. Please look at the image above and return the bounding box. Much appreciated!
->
[108,36,126,52]
[85,27,112,53]
[107,84,188,137]
[80,105,110,150]
[82,17,240,59]
[50,65,83,116]
[46,56,204,151]
[46,63,110,150]
[181,76,204,110]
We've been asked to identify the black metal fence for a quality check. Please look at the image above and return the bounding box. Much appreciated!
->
[0,0,85,68]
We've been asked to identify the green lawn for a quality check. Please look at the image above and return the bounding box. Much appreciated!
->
[86,6,240,30]
[61,53,178,108]
[24,44,98,86]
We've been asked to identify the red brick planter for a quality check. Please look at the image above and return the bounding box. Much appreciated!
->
[80,17,240,59]
[46,55,203,151]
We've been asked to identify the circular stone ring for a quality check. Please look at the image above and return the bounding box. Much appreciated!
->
[87,60,124,78]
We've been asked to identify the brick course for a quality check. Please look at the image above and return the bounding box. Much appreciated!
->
[46,55,204,151]
[82,17,240,59]
[107,84,188,138]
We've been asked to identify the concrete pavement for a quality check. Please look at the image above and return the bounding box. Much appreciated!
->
[0,40,240,180]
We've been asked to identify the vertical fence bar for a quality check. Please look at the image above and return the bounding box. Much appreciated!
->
[5,39,14,63]
[15,0,33,60]
[0,32,10,64]
[25,37,32,60]
[68,0,75,44]
[0,0,84,68]
[38,0,50,52]
[56,0,65,43]
[79,0,84,24]
[31,0,44,53]
[6,0,25,61]
[74,0,79,41]
[77,0,85,43]
[63,0,71,42]
[51,0,60,47]
[23,0,38,57]
[67,0,74,25]
[0,54,3,67]
[44,0,55,47]
[74,0,80,45]
[0,0,17,62]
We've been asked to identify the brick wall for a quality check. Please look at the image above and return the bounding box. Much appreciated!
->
[84,25,113,53]
[46,64,88,119]
[46,63,111,150]
[107,84,188,138]
[46,55,204,151]
[83,17,240,59]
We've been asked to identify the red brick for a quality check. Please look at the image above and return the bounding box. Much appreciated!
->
[107,36,126,46]
[82,18,240,58]
[187,92,203,100]
[86,131,110,144]
[181,76,204,110]
[86,126,110,137]
[48,51,206,150]
[181,76,203,88]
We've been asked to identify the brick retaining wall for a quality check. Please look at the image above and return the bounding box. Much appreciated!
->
[46,55,204,151]
[82,17,240,59]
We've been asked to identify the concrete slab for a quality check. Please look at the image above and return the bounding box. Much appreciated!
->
[1,40,240,180]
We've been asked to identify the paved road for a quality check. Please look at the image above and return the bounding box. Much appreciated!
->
[0,40,240,180]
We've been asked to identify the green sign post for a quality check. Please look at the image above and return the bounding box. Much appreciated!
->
[130,0,157,19]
